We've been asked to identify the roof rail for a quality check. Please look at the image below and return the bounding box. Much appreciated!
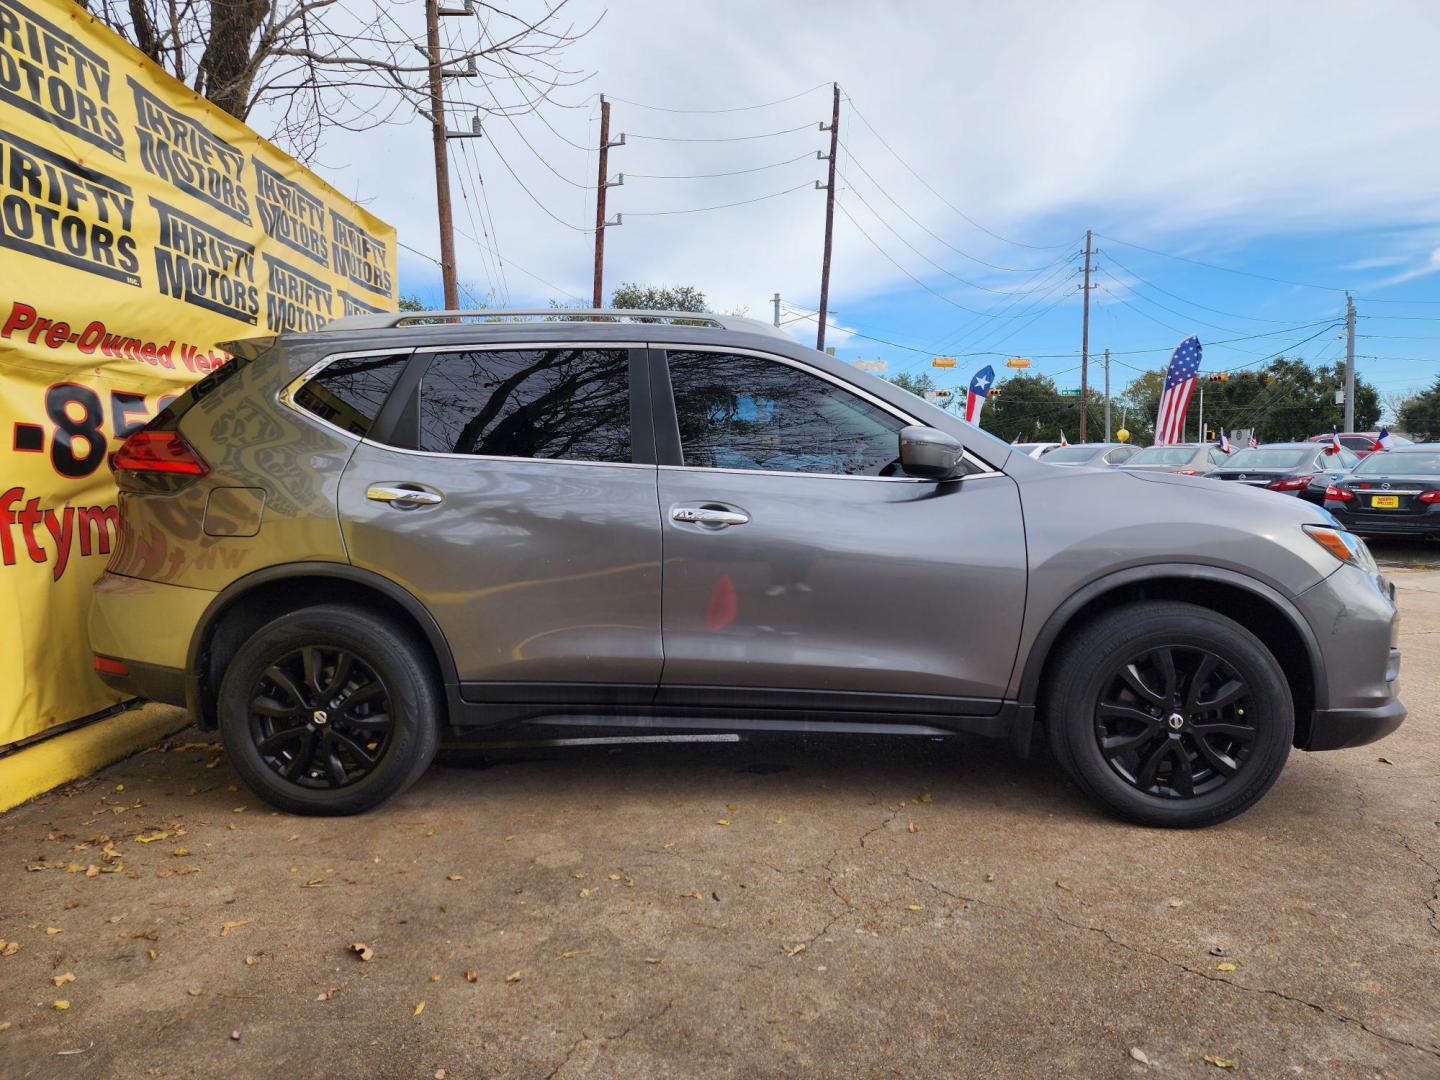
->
[319,308,791,339]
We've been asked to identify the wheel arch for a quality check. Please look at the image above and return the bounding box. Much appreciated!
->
[185,562,460,731]
[1018,564,1326,748]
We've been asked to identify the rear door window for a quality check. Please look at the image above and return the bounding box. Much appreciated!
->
[294,354,410,437]
[416,348,632,462]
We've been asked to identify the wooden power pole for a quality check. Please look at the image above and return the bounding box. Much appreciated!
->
[592,95,612,308]
[1079,229,1093,441]
[424,0,458,309]
[815,83,840,351]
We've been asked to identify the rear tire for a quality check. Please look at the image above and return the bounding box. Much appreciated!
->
[218,605,441,815]
[1044,601,1293,827]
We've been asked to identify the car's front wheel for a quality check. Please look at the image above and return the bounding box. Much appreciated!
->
[218,605,441,815]
[1045,601,1294,827]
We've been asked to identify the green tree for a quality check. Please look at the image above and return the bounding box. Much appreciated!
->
[610,283,708,312]
[979,374,1085,442]
[1398,377,1440,440]
[888,372,938,399]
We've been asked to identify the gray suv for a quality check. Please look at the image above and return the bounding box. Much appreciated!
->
[88,310,1404,826]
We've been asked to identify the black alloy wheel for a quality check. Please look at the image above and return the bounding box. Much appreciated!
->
[1094,645,1255,798]
[249,646,394,788]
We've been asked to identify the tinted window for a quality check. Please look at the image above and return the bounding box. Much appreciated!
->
[1128,446,1195,465]
[1042,446,1103,464]
[1104,446,1136,463]
[1340,436,1373,451]
[1222,448,1310,470]
[667,351,905,476]
[1354,450,1440,476]
[295,354,408,437]
[417,348,630,462]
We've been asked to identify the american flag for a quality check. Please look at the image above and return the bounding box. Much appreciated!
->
[964,365,995,424]
[1154,336,1202,445]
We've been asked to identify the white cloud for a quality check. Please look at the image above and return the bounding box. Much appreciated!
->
[303,0,1440,321]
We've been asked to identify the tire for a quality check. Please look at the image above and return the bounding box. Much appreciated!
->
[218,605,441,815]
[1044,601,1293,828]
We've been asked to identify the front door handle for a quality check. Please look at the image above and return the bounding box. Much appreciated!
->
[672,506,750,527]
[367,484,443,507]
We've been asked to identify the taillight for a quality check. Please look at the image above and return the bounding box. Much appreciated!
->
[1419,490,1440,504]
[93,655,129,676]
[1179,468,1201,475]
[1267,476,1310,491]
[110,430,209,475]
[1325,485,1354,502]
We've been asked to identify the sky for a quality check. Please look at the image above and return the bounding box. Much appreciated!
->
[292,0,1440,415]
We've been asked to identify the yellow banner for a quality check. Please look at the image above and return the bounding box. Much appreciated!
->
[0,0,397,748]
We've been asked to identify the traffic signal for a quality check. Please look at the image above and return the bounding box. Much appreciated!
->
[1207,372,1229,382]
[988,386,1003,398]
[1204,427,1217,440]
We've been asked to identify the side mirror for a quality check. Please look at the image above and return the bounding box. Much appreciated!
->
[898,425,965,481]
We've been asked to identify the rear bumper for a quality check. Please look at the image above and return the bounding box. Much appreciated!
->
[95,659,188,707]
[1304,696,1407,751]
[89,572,213,710]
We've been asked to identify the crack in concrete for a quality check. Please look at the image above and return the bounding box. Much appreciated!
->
[901,867,1440,1063]
[1399,833,1440,936]
[546,998,677,1078]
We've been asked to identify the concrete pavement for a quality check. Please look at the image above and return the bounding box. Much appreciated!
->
[1,550,1437,1078]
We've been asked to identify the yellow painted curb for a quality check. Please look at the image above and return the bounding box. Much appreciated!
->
[0,704,191,814]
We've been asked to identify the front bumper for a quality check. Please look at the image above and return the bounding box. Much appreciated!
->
[1305,693,1406,751]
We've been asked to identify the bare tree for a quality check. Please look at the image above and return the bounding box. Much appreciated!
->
[83,0,600,161]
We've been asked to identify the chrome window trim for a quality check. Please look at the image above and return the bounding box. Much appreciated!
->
[279,343,649,470]
[657,342,1001,477]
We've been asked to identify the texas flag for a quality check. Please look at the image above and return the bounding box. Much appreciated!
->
[963,365,995,424]
[1216,429,1233,454]
[1372,427,1394,453]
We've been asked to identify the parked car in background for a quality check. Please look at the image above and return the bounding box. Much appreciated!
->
[1039,442,1139,467]
[1307,431,1414,458]
[1011,441,1063,459]
[87,308,1403,827]
[1323,445,1440,538]
[1207,442,1360,503]
[1120,443,1231,475]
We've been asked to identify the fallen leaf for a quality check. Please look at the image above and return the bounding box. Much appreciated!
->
[644,957,663,965]
[429,974,441,982]
[1055,880,1073,892]
[46,927,62,935]
[1129,1047,1151,1065]
[436,1071,447,1080]
[918,792,933,804]
[134,832,169,844]
[186,988,201,997]
[505,970,521,983]
[1216,962,1237,972]
[52,972,75,987]
[0,1021,10,1032]
[714,819,731,827]
[147,949,157,961]
[349,943,373,962]
[303,878,327,888]
[782,943,806,957]
[115,784,124,792]
[679,890,702,900]
[1377,756,1395,765]
[557,949,586,960]
[245,955,261,966]
[906,821,919,834]
[1203,1055,1235,1069]
[102,842,122,861]
[608,873,622,881]
[205,757,222,770]
[464,969,478,983]
[577,888,594,898]
[52,999,71,1010]
[0,941,17,957]
[984,873,996,883]
[773,816,786,825]
[504,835,516,842]
[726,803,738,811]
[413,1001,425,1017]
[171,848,190,858]
[570,871,586,880]
[1167,898,1184,908]
[447,874,464,882]
[230,1030,241,1041]
[906,903,924,912]
[219,919,250,937]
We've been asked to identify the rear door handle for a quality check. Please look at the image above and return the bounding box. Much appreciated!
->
[672,506,750,527]
[367,484,443,507]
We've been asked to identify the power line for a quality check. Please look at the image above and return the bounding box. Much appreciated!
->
[626,151,817,180]
[625,182,815,217]
[1094,233,1349,294]
[484,130,596,232]
[625,122,820,143]
[604,83,830,114]
[1100,250,1303,324]
[840,90,1070,252]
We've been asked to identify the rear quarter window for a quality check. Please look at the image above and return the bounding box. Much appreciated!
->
[293,354,410,437]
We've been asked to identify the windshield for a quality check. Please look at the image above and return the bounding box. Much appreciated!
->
[1220,448,1310,470]
[1042,446,1103,463]
[1353,450,1440,476]
[1128,446,1198,465]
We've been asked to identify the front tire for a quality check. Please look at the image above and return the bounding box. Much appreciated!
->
[1045,601,1293,827]
[218,605,441,815]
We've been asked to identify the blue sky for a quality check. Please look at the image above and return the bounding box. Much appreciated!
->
[301,1,1440,415]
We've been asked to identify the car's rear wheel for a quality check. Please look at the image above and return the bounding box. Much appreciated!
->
[1045,601,1293,827]
[218,605,441,815]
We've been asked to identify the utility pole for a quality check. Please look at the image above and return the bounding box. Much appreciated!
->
[815,83,840,351]
[1197,381,1205,445]
[773,292,782,328]
[1079,229,1093,441]
[592,95,612,308]
[1103,348,1112,442]
[1344,292,1356,431]
[425,0,458,309]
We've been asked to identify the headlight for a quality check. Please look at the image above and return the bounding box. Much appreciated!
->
[1303,525,1378,572]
